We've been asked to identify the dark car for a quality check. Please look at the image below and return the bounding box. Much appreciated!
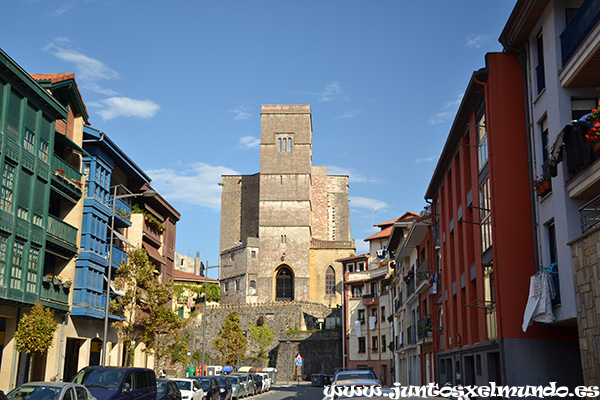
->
[229,373,253,397]
[211,376,231,400]
[157,379,182,400]
[190,377,219,400]
[249,375,263,395]
[72,366,157,400]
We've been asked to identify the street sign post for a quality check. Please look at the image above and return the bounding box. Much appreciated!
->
[295,354,302,385]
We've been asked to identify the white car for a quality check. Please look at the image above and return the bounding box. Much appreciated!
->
[256,373,271,391]
[173,378,204,400]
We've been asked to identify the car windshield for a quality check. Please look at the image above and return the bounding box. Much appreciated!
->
[7,385,61,400]
[235,375,247,383]
[72,369,125,390]
[175,381,192,391]
[156,381,168,394]
[216,377,228,385]
[228,377,239,385]
[197,379,211,390]
[336,371,376,381]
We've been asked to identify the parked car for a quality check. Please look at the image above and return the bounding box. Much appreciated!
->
[255,373,270,392]
[171,379,203,400]
[229,374,253,397]
[156,380,181,400]
[224,376,242,400]
[189,377,219,400]
[72,366,156,400]
[211,376,231,400]
[249,375,263,394]
[7,382,97,400]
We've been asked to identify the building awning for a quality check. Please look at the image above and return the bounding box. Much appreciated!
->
[238,366,252,373]
[142,242,165,264]
[109,227,136,248]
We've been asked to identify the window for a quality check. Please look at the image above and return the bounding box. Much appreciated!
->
[371,281,378,296]
[281,235,286,244]
[10,241,24,290]
[251,250,256,258]
[381,306,386,321]
[371,307,378,321]
[371,336,378,351]
[479,178,492,253]
[476,103,488,170]
[277,135,293,152]
[536,31,545,94]
[357,262,365,271]
[235,279,240,291]
[38,140,49,162]
[17,207,28,220]
[571,99,598,121]
[0,235,7,285]
[346,263,354,273]
[1,163,15,212]
[358,309,365,323]
[325,266,335,294]
[358,337,366,353]
[382,335,387,352]
[63,389,74,400]
[352,285,363,297]
[24,129,35,153]
[224,281,229,293]
[540,117,549,162]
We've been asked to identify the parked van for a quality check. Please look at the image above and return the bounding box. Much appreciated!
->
[72,366,156,400]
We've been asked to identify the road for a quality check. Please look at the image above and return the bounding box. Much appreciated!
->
[257,383,325,400]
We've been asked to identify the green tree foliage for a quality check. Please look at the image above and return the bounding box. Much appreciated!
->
[173,281,221,304]
[213,311,247,366]
[247,319,275,358]
[14,302,58,354]
[111,248,184,367]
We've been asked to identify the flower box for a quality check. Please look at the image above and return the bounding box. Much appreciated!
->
[536,180,551,196]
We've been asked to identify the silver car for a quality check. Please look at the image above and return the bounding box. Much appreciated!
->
[7,382,97,400]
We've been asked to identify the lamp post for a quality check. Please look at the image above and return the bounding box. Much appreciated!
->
[101,185,156,367]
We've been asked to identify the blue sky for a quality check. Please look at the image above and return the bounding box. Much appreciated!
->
[2,1,516,278]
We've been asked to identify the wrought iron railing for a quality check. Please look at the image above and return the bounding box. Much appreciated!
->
[406,326,416,345]
[417,316,432,339]
[560,0,600,66]
[579,194,600,234]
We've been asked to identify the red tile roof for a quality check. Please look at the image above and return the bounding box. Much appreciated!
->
[173,269,218,283]
[336,253,370,262]
[364,225,393,241]
[30,72,75,83]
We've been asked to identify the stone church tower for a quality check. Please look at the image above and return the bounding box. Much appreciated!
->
[219,105,355,307]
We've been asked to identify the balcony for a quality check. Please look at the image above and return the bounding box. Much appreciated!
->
[406,326,416,346]
[560,0,600,87]
[40,280,70,311]
[143,218,162,247]
[107,243,128,267]
[579,194,600,233]
[415,259,430,293]
[394,294,403,313]
[46,215,78,256]
[405,276,415,297]
[346,266,389,284]
[51,156,83,202]
[108,197,132,228]
[417,316,433,340]
[362,293,379,306]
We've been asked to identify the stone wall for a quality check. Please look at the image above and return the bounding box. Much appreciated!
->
[570,226,600,386]
[189,301,342,375]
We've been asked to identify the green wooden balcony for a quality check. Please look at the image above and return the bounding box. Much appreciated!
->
[40,279,70,311]
[46,215,78,256]
[50,155,83,201]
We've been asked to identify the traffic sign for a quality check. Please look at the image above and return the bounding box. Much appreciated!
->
[296,353,302,366]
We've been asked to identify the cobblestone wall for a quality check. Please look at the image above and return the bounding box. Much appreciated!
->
[570,226,600,386]
[189,301,342,372]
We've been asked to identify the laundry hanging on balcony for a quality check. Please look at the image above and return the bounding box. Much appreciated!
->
[355,320,361,338]
[369,316,376,330]
[522,268,556,332]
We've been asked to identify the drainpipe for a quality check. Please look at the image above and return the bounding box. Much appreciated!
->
[58,314,67,381]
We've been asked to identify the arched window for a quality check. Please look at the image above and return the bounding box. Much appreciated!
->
[282,138,287,153]
[275,266,293,301]
[278,138,282,152]
[326,266,335,294]
[287,137,292,152]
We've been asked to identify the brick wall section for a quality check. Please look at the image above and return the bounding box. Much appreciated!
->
[570,226,600,386]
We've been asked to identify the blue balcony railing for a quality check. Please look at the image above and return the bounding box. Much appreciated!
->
[107,244,127,267]
[561,0,600,66]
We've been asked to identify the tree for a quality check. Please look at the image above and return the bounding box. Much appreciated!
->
[173,281,221,305]
[14,302,58,354]
[111,248,182,367]
[213,311,247,366]
[247,319,275,358]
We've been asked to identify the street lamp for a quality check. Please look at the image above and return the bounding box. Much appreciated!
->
[101,185,156,367]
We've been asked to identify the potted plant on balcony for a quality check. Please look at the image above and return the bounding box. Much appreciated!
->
[533,175,551,197]
[43,273,53,283]
[403,269,414,282]
[62,278,72,289]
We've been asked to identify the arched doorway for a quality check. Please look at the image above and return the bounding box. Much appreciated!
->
[275,266,294,301]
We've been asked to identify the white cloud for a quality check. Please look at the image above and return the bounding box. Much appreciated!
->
[147,163,239,211]
[466,34,493,49]
[328,165,383,184]
[335,108,363,119]
[348,196,389,210]
[319,82,343,102]
[428,93,463,125]
[230,105,252,120]
[415,155,439,164]
[239,136,260,149]
[43,38,119,94]
[47,4,73,17]
[92,97,160,121]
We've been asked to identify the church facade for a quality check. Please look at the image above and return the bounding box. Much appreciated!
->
[219,105,355,307]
